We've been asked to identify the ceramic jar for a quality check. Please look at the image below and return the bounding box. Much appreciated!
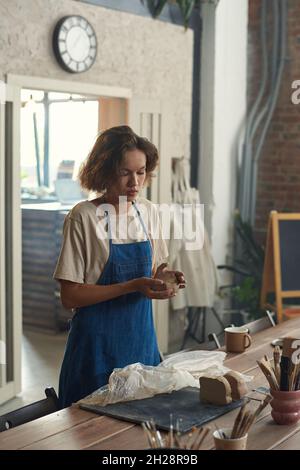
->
[270,389,300,425]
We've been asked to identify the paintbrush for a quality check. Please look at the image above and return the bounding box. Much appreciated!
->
[257,359,279,390]
[142,422,157,448]
[190,427,204,450]
[231,399,248,439]
[235,410,251,439]
[184,426,198,449]
[273,346,281,384]
[294,368,300,391]
[243,394,273,435]
[280,337,299,391]
[196,427,210,448]
[291,363,300,391]
[214,422,226,440]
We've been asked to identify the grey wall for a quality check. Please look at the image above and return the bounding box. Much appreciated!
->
[0,0,193,157]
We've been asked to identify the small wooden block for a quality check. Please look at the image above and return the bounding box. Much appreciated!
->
[199,376,232,405]
[224,371,248,400]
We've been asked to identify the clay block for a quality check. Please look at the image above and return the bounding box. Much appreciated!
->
[224,371,248,400]
[199,376,232,405]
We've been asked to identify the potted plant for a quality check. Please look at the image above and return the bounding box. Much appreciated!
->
[218,212,266,323]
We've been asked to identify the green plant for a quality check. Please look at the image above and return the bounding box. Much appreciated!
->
[220,212,266,320]
[141,0,202,28]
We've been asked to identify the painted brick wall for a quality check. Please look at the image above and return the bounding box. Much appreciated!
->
[248,0,300,243]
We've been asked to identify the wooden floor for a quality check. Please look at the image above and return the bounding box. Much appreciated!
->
[0,329,67,414]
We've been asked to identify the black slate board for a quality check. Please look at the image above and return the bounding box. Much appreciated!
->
[279,219,300,291]
[79,386,242,432]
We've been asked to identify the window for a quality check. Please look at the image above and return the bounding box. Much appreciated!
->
[21,89,99,201]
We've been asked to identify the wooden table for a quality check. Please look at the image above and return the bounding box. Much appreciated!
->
[1,317,300,450]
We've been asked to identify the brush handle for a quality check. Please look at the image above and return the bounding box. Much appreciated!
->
[295,372,300,391]
[280,356,290,391]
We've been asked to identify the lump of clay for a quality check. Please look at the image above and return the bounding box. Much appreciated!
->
[199,376,232,405]
[153,271,180,292]
[224,371,248,400]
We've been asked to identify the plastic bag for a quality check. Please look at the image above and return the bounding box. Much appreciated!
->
[78,362,198,406]
[78,350,252,407]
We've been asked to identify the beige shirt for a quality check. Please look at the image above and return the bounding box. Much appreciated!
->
[53,197,169,284]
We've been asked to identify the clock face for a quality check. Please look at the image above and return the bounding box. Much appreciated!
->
[53,16,97,73]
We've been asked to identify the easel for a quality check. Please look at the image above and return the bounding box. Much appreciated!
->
[260,211,300,323]
[181,306,225,349]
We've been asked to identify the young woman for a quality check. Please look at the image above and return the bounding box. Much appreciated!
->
[54,125,185,408]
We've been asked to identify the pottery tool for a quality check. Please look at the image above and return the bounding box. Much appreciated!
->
[196,427,210,448]
[290,363,300,391]
[184,426,198,449]
[280,337,299,391]
[294,368,300,391]
[251,387,270,396]
[142,422,155,448]
[230,399,248,439]
[190,427,204,450]
[235,409,251,439]
[273,346,281,385]
[289,363,297,391]
[242,394,273,435]
[179,425,210,450]
[257,359,279,390]
[214,422,226,439]
[169,414,174,448]
[245,396,262,402]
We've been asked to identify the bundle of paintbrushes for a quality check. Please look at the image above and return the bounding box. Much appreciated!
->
[228,395,272,439]
[141,418,210,449]
[257,337,300,391]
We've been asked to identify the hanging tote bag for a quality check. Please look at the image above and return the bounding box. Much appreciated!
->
[169,159,218,309]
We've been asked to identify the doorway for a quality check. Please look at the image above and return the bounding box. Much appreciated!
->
[21,88,100,332]
[1,74,170,408]
[0,75,131,407]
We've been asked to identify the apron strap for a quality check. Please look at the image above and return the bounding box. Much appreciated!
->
[105,202,149,242]
[104,210,113,244]
[132,201,149,241]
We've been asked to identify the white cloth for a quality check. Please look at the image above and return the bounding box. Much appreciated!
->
[169,159,218,309]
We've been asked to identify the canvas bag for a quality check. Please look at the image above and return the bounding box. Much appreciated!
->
[169,159,218,309]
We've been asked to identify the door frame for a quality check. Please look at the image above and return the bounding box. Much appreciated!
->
[128,98,172,353]
[1,75,132,404]
[6,74,132,99]
[3,74,171,401]
[0,83,22,404]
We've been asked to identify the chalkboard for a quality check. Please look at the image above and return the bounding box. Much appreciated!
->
[80,387,242,432]
[261,212,300,322]
[279,219,300,291]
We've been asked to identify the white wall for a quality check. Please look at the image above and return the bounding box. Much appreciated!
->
[199,0,248,266]
[0,0,193,159]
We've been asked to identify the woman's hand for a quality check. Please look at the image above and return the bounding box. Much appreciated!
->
[134,277,177,299]
[153,263,186,290]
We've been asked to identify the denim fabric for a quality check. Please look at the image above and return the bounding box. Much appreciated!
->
[58,203,161,408]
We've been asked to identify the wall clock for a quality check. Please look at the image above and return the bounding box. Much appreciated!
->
[53,15,97,73]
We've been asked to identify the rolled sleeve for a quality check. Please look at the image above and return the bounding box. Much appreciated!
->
[53,216,86,283]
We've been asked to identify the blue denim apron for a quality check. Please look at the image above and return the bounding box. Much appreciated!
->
[58,202,161,408]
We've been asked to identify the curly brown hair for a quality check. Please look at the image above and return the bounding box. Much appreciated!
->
[78,125,159,193]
